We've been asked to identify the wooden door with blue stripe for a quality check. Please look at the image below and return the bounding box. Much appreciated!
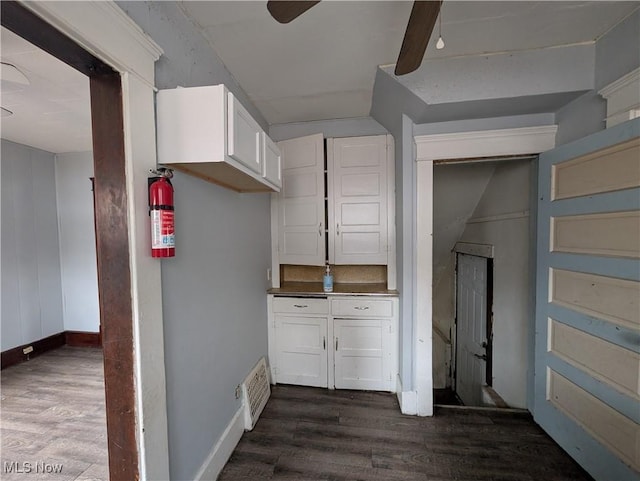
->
[535,118,639,480]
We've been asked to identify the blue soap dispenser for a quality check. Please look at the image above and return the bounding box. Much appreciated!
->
[323,263,333,293]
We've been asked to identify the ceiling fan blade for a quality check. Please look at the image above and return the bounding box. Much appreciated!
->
[267,1,320,24]
[394,1,442,76]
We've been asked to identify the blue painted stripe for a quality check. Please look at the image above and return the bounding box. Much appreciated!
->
[550,188,640,216]
[540,118,640,166]
[548,252,640,281]
[546,303,640,353]
[534,395,640,481]
[547,354,640,424]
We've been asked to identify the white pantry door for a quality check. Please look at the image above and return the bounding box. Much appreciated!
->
[455,253,488,406]
[277,134,325,265]
[534,119,640,480]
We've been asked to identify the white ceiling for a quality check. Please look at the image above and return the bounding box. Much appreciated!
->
[180,1,639,125]
[0,26,91,154]
[1,2,637,154]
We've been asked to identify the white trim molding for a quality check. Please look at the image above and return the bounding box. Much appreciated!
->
[18,2,170,480]
[413,125,556,419]
[454,242,495,259]
[415,125,557,161]
[598,68,640,128]
[396,375,418,415]
[21,1,162,88]
[194,407,245,481]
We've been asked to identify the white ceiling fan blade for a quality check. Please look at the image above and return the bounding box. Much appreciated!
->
[1,62,30,85]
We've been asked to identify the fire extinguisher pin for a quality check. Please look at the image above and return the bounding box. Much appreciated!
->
[150,167,174,179]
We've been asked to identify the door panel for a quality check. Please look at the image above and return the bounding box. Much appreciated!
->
[535,119,640,480]
[329,135,388,265]
[275,315,327,388]
[455,253,487,406]
[277,134,325,265]
[334,319,388,391]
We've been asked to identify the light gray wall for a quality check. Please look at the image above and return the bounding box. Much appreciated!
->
[370,67,424,391]
[55,152,100,333]
[269,116,387,142]
[459,160,532,409]
[116,3,272,479]
[555,8,640,145]
[387,44,595,106]
[1,140,64,351]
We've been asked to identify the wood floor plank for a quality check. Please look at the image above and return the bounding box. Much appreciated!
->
[0,346,108,481]
[219,385,593,481]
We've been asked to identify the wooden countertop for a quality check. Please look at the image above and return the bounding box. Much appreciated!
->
[268,282,399,297]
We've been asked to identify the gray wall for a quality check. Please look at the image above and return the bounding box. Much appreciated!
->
[1,140,64,351]
[458,160,532,409]
[269,116,387,142]
[55,152,100,333]
[555,9,640,145]
[117,3,272,479]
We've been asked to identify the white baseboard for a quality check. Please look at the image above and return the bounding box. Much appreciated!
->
[396,375,418,415]
[194,406,244,481]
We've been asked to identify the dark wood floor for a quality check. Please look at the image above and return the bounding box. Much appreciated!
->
[220,385,593,481]
[0,346,108,481]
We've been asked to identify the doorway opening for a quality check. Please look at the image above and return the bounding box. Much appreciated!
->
[1,2,139,478]
[432,156,535,409]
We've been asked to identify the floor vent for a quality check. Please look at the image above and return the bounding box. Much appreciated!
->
[242,357,271,431]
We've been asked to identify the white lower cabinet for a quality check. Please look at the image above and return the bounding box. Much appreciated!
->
[268,295,398,392]
[274,315,328,388]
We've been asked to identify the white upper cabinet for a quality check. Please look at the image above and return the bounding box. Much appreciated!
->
[328,135,390,265]
[227,92,262,175]
[156,85,280,193]
[277,133,325,266]
[262,133,282,190]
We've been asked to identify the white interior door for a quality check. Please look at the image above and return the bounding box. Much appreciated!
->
[534,121,640,480]
[328,135,388,264]
[455,253,488,406]
[277,134,325,266]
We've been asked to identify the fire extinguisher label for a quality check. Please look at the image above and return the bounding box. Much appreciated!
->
[151,210,175,249]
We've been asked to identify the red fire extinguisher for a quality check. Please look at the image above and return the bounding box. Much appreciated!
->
[149,168,175,258]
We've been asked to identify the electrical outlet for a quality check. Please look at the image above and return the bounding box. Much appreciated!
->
[267,268,272,281]
[235,385,242,399]
[23,346,34,355]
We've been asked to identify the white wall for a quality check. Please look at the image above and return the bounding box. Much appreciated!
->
[459,160,532,408]
[55,152,100,333]
[1,140,64,351]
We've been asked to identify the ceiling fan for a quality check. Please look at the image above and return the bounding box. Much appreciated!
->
[266,0,442,75]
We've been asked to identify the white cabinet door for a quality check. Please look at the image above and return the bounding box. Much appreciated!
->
[227,92,263,174]
[277,134,326,266]
[333,318,392,391]
[262,133,282,190]
[275,315,328,388]
[329,135,388,265]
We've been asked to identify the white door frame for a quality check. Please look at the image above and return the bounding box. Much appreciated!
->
[414,125,557,416]
[21,3,169,479]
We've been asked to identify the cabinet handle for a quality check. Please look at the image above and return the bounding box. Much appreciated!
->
[318,223,322,236]
[323,336,326,350]
[335,337,339,351]
[354,306,370,311]
[336,223,340,235]
[293,304,308,309]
